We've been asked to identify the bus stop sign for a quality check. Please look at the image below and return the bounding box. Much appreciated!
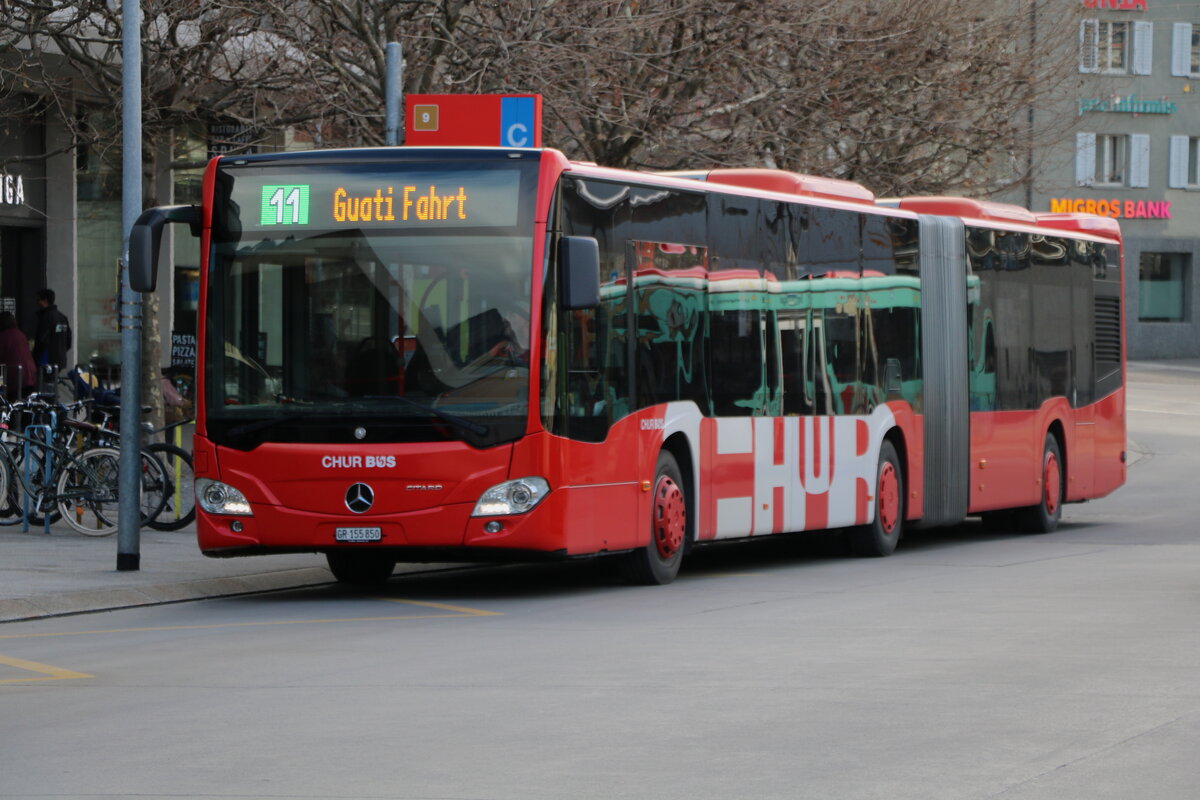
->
[405,94,542,148]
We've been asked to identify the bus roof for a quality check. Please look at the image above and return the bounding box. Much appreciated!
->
[1033,212,1122,240]
[886,196,1037,225]
[883,195,1121,242]
[665,168,877,206]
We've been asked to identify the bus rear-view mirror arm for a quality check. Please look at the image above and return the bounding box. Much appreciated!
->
[129,205,201,292]
[559,235,600,310]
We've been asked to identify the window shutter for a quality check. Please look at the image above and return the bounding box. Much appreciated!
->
[1129,134,1151,188]
[1080,20,1100,74]
[1132,22,1153,75]
[1169,136,1189,188]
[1076,133,1097,187]
[1172,23,1192,77]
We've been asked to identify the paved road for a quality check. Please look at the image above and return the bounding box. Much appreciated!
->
[0,362,1196,800]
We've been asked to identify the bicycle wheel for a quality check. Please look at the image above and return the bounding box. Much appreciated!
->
[0,446,23,526]
[0,445,61,526]
[144,442,195,531]
[0,449,13,526]
[134,448,170,528]
[56,447,122,536]
[55,447,167,537]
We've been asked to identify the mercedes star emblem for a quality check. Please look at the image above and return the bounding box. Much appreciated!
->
[345,483,375,514]
[354,426,367,440]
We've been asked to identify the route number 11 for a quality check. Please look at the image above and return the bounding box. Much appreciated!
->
[260,184,310,226]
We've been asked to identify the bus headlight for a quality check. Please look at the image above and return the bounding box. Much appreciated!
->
[471,477,550,517]
[196,478,254,516]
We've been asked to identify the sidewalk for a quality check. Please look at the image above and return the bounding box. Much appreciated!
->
[0,520,337,623]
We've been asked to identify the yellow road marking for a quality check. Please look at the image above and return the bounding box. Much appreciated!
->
[0,654,93,683]
[381,598,502,616]
[0,599,502,641]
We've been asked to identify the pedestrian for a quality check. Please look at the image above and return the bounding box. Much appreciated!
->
[0,310,36,401]
[31,288,72,384]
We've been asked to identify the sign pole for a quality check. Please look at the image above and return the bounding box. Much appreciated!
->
[385,43,404,146]
[117,0,143,571]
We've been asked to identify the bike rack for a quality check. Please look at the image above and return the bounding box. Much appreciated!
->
[22,422,54,534]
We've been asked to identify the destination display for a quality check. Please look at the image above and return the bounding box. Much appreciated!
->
[225,166,524,233]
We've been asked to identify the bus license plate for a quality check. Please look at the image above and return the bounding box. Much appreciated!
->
[335,527,382,542]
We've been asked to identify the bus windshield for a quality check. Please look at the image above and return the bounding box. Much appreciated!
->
[205,157,538,448]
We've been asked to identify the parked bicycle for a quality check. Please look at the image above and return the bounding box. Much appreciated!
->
[0,392,172,536]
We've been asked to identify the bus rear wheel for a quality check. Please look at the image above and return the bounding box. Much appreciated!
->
[621,451,686,585]
[326,551,396,586]
[1018,434,1063,534]
[849,440,903,557]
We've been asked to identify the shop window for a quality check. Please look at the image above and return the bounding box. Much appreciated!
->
[1138,253,1190,322]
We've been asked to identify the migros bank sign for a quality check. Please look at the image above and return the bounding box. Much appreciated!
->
[1049,197,1171,219]
[1081,0,1147,9]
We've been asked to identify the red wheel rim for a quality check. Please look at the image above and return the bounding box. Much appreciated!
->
[652,475,686,559]
[877,462,900,535]
[1043,451,1061,516]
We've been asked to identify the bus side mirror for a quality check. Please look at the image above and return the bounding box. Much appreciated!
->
[559,236,600,310]
[129,205,201,292]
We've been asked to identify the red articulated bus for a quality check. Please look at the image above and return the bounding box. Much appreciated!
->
[130,147,1125,585]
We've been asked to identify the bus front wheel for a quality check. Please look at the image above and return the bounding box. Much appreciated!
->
[326,551,396,586]
[849,440,904,557]
[622,451,686,585]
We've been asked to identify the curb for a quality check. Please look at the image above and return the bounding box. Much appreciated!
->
[0,567,335,624]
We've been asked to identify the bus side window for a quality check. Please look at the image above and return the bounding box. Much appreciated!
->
[808,314,834,416]
[779,312,808,415]
[710,308,764,415]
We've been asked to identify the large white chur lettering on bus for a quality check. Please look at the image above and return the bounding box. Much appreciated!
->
[715,417,754,538]
[691,406,895,541]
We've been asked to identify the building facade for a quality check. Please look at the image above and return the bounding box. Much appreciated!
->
[5,3,1199,374]
[0,97,215,387]
[1016,0,1200,358]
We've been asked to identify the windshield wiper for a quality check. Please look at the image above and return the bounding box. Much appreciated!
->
[227,413,305,438]
[225,398,489,441]
[360,395,489,437]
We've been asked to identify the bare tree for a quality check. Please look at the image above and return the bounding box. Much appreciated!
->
[2,1,328,171]
[257,0,1080,196]
[739,0,1084,196]
[1,0,322,416]
[2,0,1084,196]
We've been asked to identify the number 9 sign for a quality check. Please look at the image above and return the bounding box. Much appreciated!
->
[413,104,439,132]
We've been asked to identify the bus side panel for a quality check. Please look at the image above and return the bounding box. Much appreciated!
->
[696,407,898,540]
[1069,404,1096,501]
[507,424,644,555]
[970,410,1037,511]
[1090,386,1126,499]
[968,399,1071,513]
[884,400,924,523]
[463,488,634,554]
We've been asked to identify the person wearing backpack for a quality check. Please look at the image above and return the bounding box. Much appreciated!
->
[32,288,72,384]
